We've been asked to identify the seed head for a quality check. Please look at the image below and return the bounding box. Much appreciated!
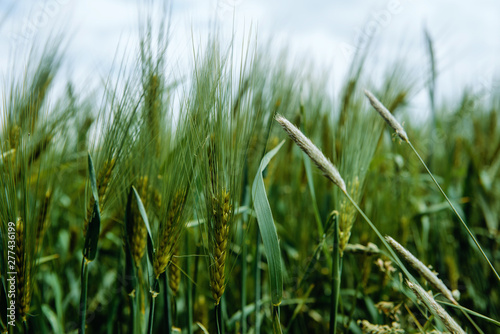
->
[169,248,181,296]
[406,280,465,334]
[154,189,187,279]
[275,114,346,193]
[386,236,456,304]
[16,217,31,321]
[364,89,409,143]
[209,189,232,305]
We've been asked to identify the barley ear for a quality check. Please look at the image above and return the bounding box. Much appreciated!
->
[35,189,52,253]
[364,89,409,143]
[210,189,231,305]
[386,236,457,305]
[275,114,346,193]
[154,190,187,279]
[130,176,149,266]
[168,248,181,296]
[15,217,31,321]
[406,280,465,334]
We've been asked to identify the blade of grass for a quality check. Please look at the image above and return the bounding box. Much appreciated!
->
[124,187,139,334]
[131,186,160,334]
[80,153,100,334]
[83,153,100,262]
[251,140,285,306]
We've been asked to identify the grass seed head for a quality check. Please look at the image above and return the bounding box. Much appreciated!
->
[364,89,409,143]
[209,189,231,305]
[154,189,188,279]
[339,177,360,256]
[406,280,465,334]
[168,248,181,296]
[357,320,404,333]
[386,236,457,304]
[275,114,346,193]
[15,217,32,321]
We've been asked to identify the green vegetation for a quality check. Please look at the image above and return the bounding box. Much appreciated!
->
[1,12,500,334]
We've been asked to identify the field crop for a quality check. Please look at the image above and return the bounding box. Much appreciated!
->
[1,8,500,334]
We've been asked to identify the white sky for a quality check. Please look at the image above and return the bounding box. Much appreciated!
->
[1,0,499,120]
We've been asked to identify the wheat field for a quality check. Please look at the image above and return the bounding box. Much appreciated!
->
[1,9,500,334]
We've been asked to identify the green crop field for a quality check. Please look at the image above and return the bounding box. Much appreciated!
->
[1,9,499,334]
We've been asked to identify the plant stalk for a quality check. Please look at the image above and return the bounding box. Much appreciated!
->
[407,140,500,281]
[79,258,89,334]
[330,216,342,334]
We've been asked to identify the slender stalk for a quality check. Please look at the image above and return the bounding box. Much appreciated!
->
[163,273,172,334]
[130,293,137,334]
[215,303,224,334]
[407,140,500,282]
[240,223,248,333]
[330,216,342,334]
[343,191,410,278]
[254,232,262,334]
[240,183,250,334]
[186,235,193,334]
[79,258,89,334]
[147,279,160,334]
[272,306,282,334]
[147,295,156,334]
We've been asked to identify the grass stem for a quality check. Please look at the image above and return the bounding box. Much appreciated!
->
[330,215,342,334]
[254,232,262,334]
[406,140,500,281]
[79,258,89,334]
[147,294,156,334]
[163,273,173,334]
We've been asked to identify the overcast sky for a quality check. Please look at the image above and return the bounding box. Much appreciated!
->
[1,0,499,118]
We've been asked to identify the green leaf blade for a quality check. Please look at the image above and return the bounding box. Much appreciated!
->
[83,153,101,262]
[251,140,285,306]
